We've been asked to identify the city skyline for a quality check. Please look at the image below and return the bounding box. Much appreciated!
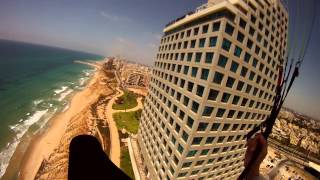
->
[0,0,319,119]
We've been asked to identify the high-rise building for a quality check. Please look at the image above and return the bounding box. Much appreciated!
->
[137,0,288,179]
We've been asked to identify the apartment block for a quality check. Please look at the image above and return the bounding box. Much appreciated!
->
[137,0,288,179]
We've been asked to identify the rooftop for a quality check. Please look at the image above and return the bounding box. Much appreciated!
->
[164,0,288,32]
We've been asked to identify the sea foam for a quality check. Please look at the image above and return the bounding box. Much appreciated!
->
[0,110,48,178]
[54,86,68,95]
[57,89,73,101]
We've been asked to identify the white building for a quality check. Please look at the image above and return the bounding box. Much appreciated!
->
[137,0,288,179]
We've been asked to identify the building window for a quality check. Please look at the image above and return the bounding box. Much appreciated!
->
[237,31,244,42]
[222,124,230,131]
[208,89,219,101]
[192,137,203,145]
[182,162,192,168]
[241,98,248,106]
[217,136,225,143]
[212,148,219,153]
[191,101,199,113]
[202,106,213,116]
[191,67,198,77]
[221,92,231,103]
[247,39,253,49]
[195,52,202,62]
[196,85,204,96]
[239,18,246,29]
[183,41,188,49]
[187,81,194,92]
[202,24,209,34]
[226,77,235,88]
[249,26,255,36]
[216,108,225,117]
[180,31,185,39]
[232,124,239,130]
[186,30,191,37]
[240,67,248,77]
[234,46,242,57]
[252,58,258,68]
[232,95,240,105]
[213,72,224,84]
[222,38,232,51]
[197,122,208,131]
[187,53,193,61]
[183,66,189,75]
[182,131,189,142]
[225,23,234,36]
[237,111,244,119]
[190,40,196,48]
[179,110,185,120]
[180,53,185,61]
[209,37,217,47]
[245,85,252,93]
[199,38,206,48]
[187,150,197,157]
[205,137,214,144]
[201,149,209,156]
[211,123,220,131]
[205,52,214,63]
[201,68,209,80]
[237,81,244,91]
[183,96,189,106]
[217,55,228,68]
[251,15,256,24]
[191,170,200,175]
[175,124,181,133]
[244,52,251,63]
[194,27,199,35]
[180,79,185,88]
[230,61,239,73]
[227,110,235,118]
[207,158,215,164]
[249,71,255,81]
[171,136,176,144]
[212,21,220,31]
[178,172,187,177]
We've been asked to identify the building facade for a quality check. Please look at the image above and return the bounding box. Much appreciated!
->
[138,0,288,179]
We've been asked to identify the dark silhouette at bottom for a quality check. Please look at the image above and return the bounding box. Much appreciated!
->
[68,135,131,180]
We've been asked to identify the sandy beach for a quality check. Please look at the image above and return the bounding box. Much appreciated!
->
[19,62,114,180]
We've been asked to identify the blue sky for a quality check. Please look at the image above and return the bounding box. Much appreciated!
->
[0,0,319,119]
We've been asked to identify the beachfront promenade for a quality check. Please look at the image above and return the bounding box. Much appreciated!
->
[106,87,143,167]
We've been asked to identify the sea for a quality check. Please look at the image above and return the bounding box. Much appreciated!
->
[0,39,103,179]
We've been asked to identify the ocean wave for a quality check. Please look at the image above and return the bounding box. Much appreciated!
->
[0,110,48,178]
[33,99,44,106]
[54,86,68,95]
[57,89,73,101]
[62,104,70,112]
[83,69,93,77]
[79,77,87,86]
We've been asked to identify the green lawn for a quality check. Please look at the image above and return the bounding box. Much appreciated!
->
[121,148,135,179]
[113,91,137,110]
[113,110,141,134]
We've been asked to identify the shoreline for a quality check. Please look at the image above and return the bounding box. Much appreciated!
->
[19,62,110,180]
